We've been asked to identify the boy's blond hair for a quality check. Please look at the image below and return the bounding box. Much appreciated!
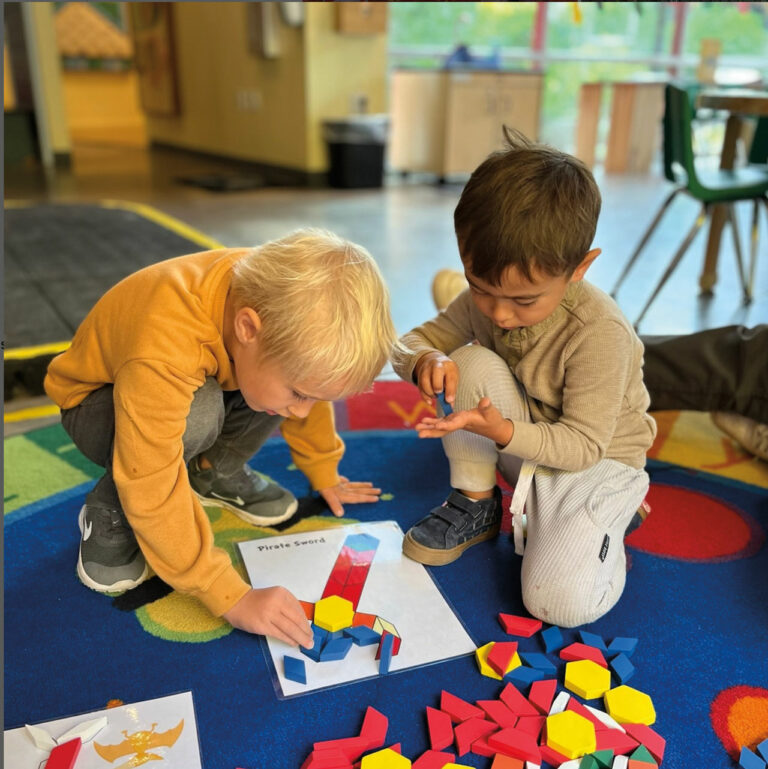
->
[230,229,395,397]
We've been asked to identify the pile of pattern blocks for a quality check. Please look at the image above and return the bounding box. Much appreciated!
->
[300,613,669,768]
[283,594,398,687]
[740,740,768,769]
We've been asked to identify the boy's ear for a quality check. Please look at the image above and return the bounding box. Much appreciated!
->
[233,307,263,345]
[569,248,601,283]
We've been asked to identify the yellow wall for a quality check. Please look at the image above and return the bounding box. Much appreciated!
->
[4,44,17,109]
[304,6,389,170]
[62,70,147,147]
[143,2,388,172]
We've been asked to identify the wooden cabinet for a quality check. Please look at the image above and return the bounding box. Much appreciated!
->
[390,69,543,178]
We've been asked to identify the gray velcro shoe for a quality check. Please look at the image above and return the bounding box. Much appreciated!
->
[402,487,502,566]
[77,504,149,592]
[188,457,298,526]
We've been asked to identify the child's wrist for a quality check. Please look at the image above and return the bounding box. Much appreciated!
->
[494,419,514,448]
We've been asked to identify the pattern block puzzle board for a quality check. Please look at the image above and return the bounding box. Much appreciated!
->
[4,692,202,768]
[239,521,476,697]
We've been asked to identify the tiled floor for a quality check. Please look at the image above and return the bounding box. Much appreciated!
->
[5,143,768,434]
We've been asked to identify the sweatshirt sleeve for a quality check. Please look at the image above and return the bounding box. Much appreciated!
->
[500,320,634,472]
[392,289,477,383]
[111,360,250,617]
[280,400,344,491]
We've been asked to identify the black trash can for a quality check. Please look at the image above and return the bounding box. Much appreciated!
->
[323,114,389,189]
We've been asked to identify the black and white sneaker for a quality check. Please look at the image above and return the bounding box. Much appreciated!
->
[402,487,502,566]
[77,504,149,592]
[188,457,298,526]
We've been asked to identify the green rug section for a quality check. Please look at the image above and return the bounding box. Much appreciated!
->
[4,423,101,514]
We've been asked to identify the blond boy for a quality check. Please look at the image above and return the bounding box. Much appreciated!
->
[45,229,396,646]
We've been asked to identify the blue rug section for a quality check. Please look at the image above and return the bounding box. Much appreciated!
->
[5,431,767,768]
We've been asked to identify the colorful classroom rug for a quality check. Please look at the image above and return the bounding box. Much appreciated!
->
[4,383,767,769]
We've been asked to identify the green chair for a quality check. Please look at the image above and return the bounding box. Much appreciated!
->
[611,83,768,327]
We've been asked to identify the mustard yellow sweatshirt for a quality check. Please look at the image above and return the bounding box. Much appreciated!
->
[45,248,344,616]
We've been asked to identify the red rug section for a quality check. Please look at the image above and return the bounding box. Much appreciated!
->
[345,381,433,431]
[710,686,768,759]
[626,483,765,562]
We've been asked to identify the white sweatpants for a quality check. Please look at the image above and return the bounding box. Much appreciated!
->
[443,344,649,628]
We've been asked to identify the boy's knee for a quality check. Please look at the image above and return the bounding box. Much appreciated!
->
[183,378,225,459]
[521,568,625,628]
[449,345,510,393]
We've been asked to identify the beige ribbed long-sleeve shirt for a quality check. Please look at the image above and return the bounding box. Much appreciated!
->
[394,281,656,472]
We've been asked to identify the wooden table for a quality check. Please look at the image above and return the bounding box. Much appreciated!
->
[695,88,768,293]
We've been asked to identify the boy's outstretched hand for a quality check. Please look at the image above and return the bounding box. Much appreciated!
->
[415,396,514,447]
[222,586,314,648]
[319,476,382,517]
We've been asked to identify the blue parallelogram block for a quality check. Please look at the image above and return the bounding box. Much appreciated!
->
[283,655,307,685]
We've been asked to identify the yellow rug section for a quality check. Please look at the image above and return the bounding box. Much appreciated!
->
[649,410,768,489]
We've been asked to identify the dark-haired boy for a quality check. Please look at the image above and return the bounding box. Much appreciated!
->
[393,129,656,628]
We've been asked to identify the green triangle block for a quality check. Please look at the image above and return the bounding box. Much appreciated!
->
[579,757,600,769]
[593,749,615,768]
[630,744,657,764]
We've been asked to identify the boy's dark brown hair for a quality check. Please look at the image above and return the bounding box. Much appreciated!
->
[454,127,602,284]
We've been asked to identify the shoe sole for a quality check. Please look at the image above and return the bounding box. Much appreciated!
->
[402,523,501,566]
[77,506,150,593]
[193,491,298,527]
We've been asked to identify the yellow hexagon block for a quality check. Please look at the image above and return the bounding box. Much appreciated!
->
[545,710,596,759]
[475,641,521,680]
[313,595,354,633]
[360,748,412,768]
[604,684,657,725]
[564,659,612,699]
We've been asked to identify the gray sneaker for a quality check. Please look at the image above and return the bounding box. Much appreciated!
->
[188,457,298,526]
[77,504,149,592]
[402,487,502,565]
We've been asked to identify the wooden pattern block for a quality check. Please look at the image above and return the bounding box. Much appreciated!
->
[549,691,571,715]
[513,715,544,741]
[758,738,768,762]
[591,748,616,767]
[608,637,638,658]
[300,746,353,769]
[560,642,608,668]
[593,729,639,755]
[313,736,370,763]
[627,760,657,769]
[622,723,665,763]
[360,706,388,750]
[284,655,307,684]
[360,748,411,768]
[378,632,395,674]
[488,641,520,677]
[373,617,402,656]
[564,659,612,700]
[517,652,557,674]
[578,630,608,651]
[320,636,354,662]
[609,653,636,684]
[628,744,658,766]
[739,747,767,769]
[453,717,498,756]
[491,755,525,769]
[499,683,540,717]
[612,756,629,769]
[498,613,542,637]
[504,665,548,687]
[604,686,656,726]
[302,623,330,661]
[584,704,626,733]
[344,625,381,646]
[440,691,485,722]
[528,679,557,715]
[545,711,596,759]
[46,738,82,769]
[538,743,571,766]
[476,642,521,680]
[476,699,519,729]
[470,734,496,757]
[426,706,454,750]
[487,727,542,763]
[314,595,355,632]
[540,626,564,653]
[411,749,457,769]
[565,698,610,731]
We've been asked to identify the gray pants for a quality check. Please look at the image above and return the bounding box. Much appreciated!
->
[61,378,282,510]
[445,345,649,628]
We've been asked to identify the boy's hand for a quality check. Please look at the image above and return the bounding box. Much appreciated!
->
[319,476,382,517]
[414,352,459,408]
[222,586,314,648]
[414,396,514,447]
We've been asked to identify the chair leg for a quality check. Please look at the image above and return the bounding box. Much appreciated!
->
[726,203,749,302]
[746,198,760,302]
[633,204,709,329]
[611,187,682,298]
